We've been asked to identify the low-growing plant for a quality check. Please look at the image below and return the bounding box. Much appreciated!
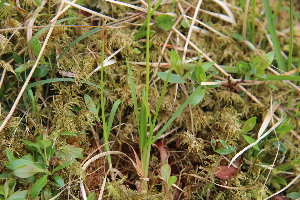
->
[3,135,83,199]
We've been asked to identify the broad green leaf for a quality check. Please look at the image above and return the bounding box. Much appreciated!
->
[7,159,37,171]
[22,140,42,154]
[240,117,257,133]
[287,192,300,199]
[276,123,294,134]
[272,176,287,186]
[156,14,176,31]
[38,139,52,149]
[276,159,300,172]
[157,72,185,83]
[52,160,72,173]
[161,164,171,182]
[7,190,28,200]
[190,88,205,106]
[30,175,48,199]
[241,135,260,151]
[84,94,98,115]
[56,145,83,160]
[52,175,64,187]
[14,165,47,178]
[214,147,235,155]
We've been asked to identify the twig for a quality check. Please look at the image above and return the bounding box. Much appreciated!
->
[182,0,202,60]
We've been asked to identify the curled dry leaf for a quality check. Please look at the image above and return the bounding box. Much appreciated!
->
[214,165,238,181]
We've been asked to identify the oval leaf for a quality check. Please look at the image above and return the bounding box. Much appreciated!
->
[157,72,185,83]
[190,88,205,106]
[156,14,176,31]
[240,117,257,133]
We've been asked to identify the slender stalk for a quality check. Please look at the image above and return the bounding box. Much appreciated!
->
[140,0,152,192]
[287,0,293,71]
[100,24,114,179]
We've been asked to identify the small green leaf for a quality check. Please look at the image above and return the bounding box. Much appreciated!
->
[276,123,294,134]
[52,160,72,173]
[52,175,64,187]
[215,147,235,155]
[190,88,205,106]
[12,53,23,64]
[31,38,42,58]
[168,176,177,188]
[287,192,300,199]
[272,176,287,186]
[241,135,260,151]
[181,20,190,28]
[84,94,98,115]
[276,159,300,172]
[31,175,48,199]
[87,192,95,200]
[170,50,183,76]
[240,117,257,133]
[157,72,185,83]
[156,14,176,31]
[15,61,35,73]
[33,0,42,6]
[33,64,50,78]
[219,140,228,148]
[161,164,171,182]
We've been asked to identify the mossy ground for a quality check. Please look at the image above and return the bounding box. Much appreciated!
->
[0,0,299,199]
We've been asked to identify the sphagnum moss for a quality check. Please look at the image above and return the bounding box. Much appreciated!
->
[0,0,300,199]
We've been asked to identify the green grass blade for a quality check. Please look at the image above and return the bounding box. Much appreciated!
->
[139,92,148,150]
[107,100,121,133]
[150,86,205,144]
[0,1,13,20]
[28,17,79,46]
[59,27,102,59]
[263,0,286,71]
[258,75,300,81]
[26,78,102,90]
[126,59,140,128]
